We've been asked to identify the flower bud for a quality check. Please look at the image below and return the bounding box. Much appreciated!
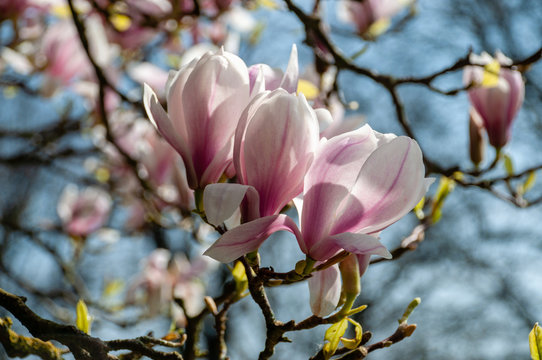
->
[463,51,525,149]
[339,254,360,297]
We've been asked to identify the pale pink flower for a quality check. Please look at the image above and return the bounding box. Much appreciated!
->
[463,51,525,148]
[204,125,431,264]
[296,125,431,261]
[202,88,319,232]
[144,48,251,189]
[57,185,112,237]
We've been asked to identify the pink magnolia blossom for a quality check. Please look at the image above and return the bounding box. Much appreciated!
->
[204,125,431,264]
[144,48,251,189]
[94,0,170,49]
[202,88,319,232]
[233,89,319,219]
[463,51,525,149]
[127,248,172,315]
[297,125,431,260]
[57,185,112,237]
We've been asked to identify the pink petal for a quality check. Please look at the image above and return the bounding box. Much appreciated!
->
[182,51,250,185]
[143,84,196,187]
[248,64,278,94]
[241,90,319,217]
[203,183,260,226]
[308,264,341,317]
[320,113,366,140]
[301,125,378,252]
[332,136,426,235]
[279,44,298,93]
[203,214,302,263]
[356,254,371,276]
[331,233,391,259]
[165,62,193,144]
[234,91,271,184]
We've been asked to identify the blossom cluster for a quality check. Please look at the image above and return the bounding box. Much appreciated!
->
[0,0,255,236]
[144,45,433,316]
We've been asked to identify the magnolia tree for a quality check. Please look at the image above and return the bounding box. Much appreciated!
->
[1,0,542,359]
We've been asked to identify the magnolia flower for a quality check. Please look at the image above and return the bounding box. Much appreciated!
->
[127,248,172,315]
[204,125,431,265]
[234,89,319,218]
[463,51,525,149]
[144,48,251,189]
[94,0,171,49]
[297,125,431,260]
[57,185,112,237]
[338,0,412,39]
[203,88,319,230]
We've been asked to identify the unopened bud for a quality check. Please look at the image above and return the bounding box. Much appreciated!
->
[339,254,360,297]
[469,108,485,167]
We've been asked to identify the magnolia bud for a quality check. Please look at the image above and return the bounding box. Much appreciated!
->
[339,254,361,297]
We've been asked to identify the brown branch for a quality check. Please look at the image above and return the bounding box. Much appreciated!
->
[0,288,113,359]
[239,257,296,360]
[106,338,183,360]
[213,300,232,360]
[0,317,64,360]
[0,288,185,360]
[179,281,237,360]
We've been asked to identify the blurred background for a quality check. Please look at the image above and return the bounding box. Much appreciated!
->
[1,1,541,359]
